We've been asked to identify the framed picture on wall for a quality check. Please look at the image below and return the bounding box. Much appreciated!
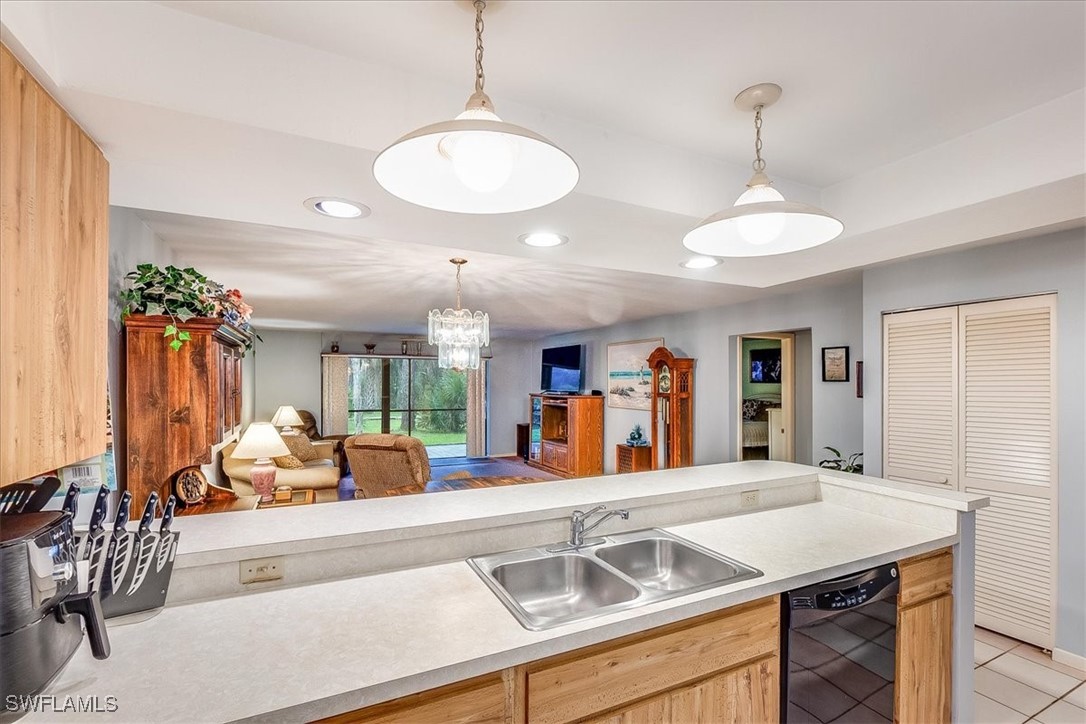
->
[749,347,782,383]
[822,346,850,382]
[607,338,663,409]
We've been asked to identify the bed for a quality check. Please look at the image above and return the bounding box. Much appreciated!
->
[741,396,781,449]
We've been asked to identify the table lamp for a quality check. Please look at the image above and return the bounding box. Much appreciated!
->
[271,405,304,435]
[232,422,290,503]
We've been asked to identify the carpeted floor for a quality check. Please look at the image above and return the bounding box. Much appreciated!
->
[337,456,559,500]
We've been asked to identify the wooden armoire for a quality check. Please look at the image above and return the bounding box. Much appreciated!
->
[648,346,695,469]
[124,315,249,512]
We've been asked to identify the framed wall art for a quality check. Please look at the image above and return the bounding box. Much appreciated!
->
[607,338,663,409]
[822,346,850,382]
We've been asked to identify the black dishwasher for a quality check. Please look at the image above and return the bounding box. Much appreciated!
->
[782,562,899,723]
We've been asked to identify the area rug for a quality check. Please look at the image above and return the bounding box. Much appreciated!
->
[338,456,559,500]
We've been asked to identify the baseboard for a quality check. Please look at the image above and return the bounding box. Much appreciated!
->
[1052,647,1086,672]
[488,451,517,459]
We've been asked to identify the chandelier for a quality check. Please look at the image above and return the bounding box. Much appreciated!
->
[373,0,579,214]
[428,258,490,370]
[683,83,844,257]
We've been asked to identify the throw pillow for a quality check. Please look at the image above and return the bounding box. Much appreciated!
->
[273,454,304,469]
[281,433,318,462]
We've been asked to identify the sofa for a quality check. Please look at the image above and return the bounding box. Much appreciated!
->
[297,409,350,475]
[221,439,341,503]
[343,434,432,499]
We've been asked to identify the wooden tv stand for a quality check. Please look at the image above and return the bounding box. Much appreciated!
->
[526,394,604,478]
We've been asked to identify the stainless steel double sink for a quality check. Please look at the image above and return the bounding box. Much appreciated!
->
[467,528,762,630]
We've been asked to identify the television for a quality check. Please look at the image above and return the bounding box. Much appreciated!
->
[749,347,782,384]
[541,344,585,393]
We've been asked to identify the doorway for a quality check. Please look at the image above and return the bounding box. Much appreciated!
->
[736,333,795,461]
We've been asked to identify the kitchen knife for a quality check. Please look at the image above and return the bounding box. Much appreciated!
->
[99,491,132,596]
[155,496,177,573]
[22,475,61,513]
[81,485,112,583]
[61,482,80,517]
[125,492,159,595]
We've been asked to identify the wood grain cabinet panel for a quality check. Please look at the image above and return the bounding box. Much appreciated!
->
[895,547,954,724]
[587,657,778,724]
[0,44,109,484]
[315,669,524,724]
[526,596,779,724]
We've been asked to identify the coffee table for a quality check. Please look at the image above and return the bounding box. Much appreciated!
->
[257,489,315,509]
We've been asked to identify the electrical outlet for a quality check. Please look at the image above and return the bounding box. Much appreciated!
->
[240,556,284,584]
[740,490,760,508]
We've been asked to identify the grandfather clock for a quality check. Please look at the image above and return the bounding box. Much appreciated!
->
[648,346,695,469]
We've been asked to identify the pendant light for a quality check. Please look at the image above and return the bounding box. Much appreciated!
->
[428,258,490,370]
[683,84,843,257]
[373,1,579,214]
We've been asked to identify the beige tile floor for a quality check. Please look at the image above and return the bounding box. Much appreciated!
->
[974,627,1086,723]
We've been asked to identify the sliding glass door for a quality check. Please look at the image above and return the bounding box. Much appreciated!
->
[344,357,472,458]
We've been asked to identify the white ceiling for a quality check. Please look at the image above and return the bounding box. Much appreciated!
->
[2,0,1083,337]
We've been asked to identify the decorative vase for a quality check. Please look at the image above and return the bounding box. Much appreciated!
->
[250,458,278,503]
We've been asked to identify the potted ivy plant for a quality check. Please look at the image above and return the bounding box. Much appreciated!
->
[120,264,257,351]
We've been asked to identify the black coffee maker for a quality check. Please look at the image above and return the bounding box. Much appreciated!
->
[0,510,110,716]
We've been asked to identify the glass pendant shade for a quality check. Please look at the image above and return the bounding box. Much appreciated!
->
[684,83,844,257]
[372,1,578,214]
[683,195,844,257]
[428,308,490,370]
[374,115,578,214]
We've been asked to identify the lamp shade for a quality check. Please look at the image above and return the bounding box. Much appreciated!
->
[270,405,304,428]
[682,200,844,257]
[232,423,289,460]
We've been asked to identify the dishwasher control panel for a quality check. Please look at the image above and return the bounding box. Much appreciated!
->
[788,562,898,611]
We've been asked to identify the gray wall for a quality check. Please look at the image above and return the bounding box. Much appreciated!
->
[862,228,1086,658]
[530,280,865,473]
[248,329,536,456]
[107,207,173,496]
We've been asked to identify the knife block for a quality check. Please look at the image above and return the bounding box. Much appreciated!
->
[76,530,181,619]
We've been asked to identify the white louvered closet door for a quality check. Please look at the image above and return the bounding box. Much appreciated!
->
[960,295,1057,649]
[883,306,959,488]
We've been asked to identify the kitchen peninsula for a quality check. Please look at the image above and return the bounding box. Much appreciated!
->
[33,462,986,723]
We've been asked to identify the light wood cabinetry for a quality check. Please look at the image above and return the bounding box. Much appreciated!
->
[527,394,603,478]
[124,315,249,513]
[316,669,525,724]
[330,596,779,724]
[0,44,109,485]
[895,547,953,724]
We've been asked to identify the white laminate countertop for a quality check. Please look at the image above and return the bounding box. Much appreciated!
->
[37,495,971,723]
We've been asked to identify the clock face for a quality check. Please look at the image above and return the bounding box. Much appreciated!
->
[658,365,672,393]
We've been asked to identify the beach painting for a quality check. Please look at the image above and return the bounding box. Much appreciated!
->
[607,338,663,409]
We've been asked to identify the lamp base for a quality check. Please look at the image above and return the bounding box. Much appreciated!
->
[250,458,277,503]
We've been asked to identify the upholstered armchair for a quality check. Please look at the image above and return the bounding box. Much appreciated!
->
[222,439,341,503]
[297,409,350,474]
[343,434,432,499]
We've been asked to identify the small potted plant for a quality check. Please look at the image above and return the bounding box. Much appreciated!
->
[818,447,864,474]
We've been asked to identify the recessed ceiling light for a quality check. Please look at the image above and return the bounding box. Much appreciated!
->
[304,197,371,219]
[518,232,569,248]
[680,255,721,269]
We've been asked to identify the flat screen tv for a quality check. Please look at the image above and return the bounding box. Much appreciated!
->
[749,347,782,384]
[541,344,585,393]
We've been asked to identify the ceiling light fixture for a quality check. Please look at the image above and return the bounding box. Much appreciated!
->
[518,232,569,248]
[680,255,721,269]
[428,258,490,370]
[683,84,843,257]
[373,1,578,214]
[304,197,370,219]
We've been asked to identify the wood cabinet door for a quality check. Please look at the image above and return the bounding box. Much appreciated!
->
[586,657,778,724]
[1,44,108,484]
[895,548,953,724]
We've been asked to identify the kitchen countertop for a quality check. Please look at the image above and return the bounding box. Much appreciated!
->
[34,469,983,723]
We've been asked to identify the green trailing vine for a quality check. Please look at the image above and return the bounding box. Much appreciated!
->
[119,264,257,351]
